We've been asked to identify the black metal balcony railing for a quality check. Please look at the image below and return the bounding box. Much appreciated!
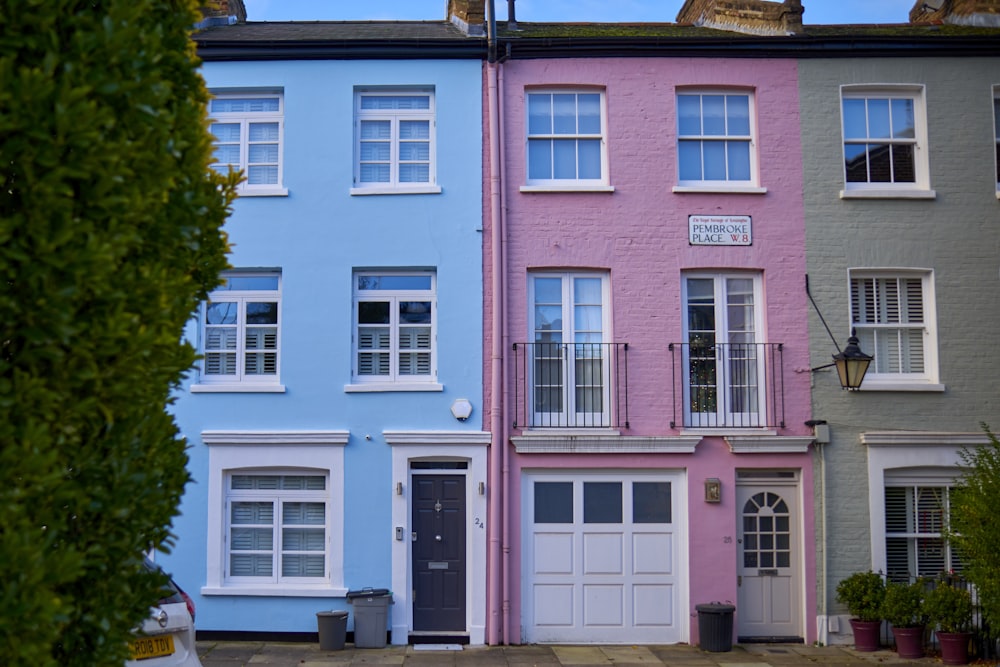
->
[512,342,628,429]
[668,342,785,429]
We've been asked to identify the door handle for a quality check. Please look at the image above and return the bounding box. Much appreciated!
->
[737,575,742,587]
[435,534,442,542]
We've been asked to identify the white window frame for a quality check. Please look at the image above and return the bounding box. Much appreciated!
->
[521,89,613,193]
[839,84,934,199]
[209,91,287,197]
[225,471,329,586]
[673,89,765,194]
[848,269,941,391]
[681,272,765,428]
[201,431,348,597]
[883,477,963,583]
[527,272,612,427]
[194,272,283,393]
[347,271,439,391]
[993,86,1000,197]
[351,88,440,195]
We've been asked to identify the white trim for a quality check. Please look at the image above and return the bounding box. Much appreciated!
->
[519,185,615,193]
[202,438,346,595]
[512,434,701,453]
[353,88,437,193]
[202,430,350,446]
[235,187,289,197]
[725,435,814,453]
[191,384,286,393]
[672,185,767,194]
[383,430,491,446]
[201,585,348,597]
[861,431,990,448]
[388,435,488,645]
[857,382,945,392]
[839,189,936,200]
[209,91,285,195]
[344,382,443,393]
[350,185,442,196]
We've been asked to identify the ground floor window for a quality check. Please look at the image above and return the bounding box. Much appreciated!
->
[884,482,962,582]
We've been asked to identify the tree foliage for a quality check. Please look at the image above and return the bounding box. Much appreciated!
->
[0,0,236,664]
[949,424,1000,633]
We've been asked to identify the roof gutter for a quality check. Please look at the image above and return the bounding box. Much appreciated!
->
[195,39,487,61]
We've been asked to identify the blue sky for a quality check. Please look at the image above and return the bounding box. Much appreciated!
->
[243,0,918,25]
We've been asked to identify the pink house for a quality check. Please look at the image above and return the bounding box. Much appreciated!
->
[483,47,815,646]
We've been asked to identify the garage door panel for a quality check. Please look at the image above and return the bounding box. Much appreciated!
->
[583,533,623,574]
[534,532,574,574]
[534,584,575,626]
[584,585,624,626]
[633,584,674,626]
[524,472,685,644]
[633,533,672,575]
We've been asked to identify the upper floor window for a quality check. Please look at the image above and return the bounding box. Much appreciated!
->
[209,92,286,196]
[527,272,612,427]
[676,91,758,190]
[353,89,439,195]
[849,270,938,388]
[840,85,932,198]
[199,272,281,389]
[226,472,329,585]
[351,272,436,387]
[524,90,610,190]
[681,273,766,428]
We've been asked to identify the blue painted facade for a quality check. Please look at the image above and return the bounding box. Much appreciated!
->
[164,51,487,642]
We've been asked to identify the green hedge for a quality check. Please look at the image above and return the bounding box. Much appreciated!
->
[0,1,236,664]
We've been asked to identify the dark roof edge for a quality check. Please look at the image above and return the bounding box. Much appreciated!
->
[498,35,1000,59]
[196,40,487,61]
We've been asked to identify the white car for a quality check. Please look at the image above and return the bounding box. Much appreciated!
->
[126,560,202,666]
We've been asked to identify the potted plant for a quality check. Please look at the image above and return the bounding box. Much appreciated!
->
[882,579,926,658]
[835,570,885,651]
[925,579,973,665]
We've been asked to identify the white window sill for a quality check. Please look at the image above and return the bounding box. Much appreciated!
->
[519,184,615,193]
[201,585,348,598]
[344,382,443,393]
[681,428,778,436]
[995,190,1000,200]
[237,187,289,197]
[350,185,442,196]
[191,383,286,393]
[672,185,767,195]
[839,188,936,200]
[859,382,945,392]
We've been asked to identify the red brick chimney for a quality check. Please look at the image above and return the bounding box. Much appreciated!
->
[910,0,1000,25]
[676,0,805,35]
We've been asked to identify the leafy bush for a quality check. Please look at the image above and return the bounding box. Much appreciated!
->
[925,581,973,634]
[882,580,927,628]
[0,0,236,664]
[949,424,1000,632]
[836,571,886,622]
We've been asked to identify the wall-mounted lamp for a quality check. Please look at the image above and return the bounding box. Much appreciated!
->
[451,398,473,421]
[704,478,722,503]
[806,277,874,391]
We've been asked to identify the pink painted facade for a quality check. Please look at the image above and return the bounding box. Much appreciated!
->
[484,56,816,646]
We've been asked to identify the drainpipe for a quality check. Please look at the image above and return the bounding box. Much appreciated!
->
[486,0,504,646]
[498,58,512,648]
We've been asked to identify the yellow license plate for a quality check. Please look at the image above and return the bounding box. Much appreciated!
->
[129,634,175,660]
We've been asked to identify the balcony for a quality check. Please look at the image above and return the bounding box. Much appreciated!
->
[512,342,629,429]
[669,342,786,429]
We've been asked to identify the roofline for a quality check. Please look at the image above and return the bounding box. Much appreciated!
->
[496,35,1000,59]
[195,39,487,61]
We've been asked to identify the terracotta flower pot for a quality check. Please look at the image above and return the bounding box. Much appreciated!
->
[849,619,882,652]
[937,631,972,665]
[892,625,924,659]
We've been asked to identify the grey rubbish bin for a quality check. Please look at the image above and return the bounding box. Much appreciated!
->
[696,602,735,652]
[316,610,348,651]
[346,588,393,648]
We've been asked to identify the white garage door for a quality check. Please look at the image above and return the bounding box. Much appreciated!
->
[522,471,686,644]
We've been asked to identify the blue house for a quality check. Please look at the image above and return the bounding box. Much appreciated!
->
[166,0,488,644]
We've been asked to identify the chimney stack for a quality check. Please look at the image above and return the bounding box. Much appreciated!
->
[199,0,247,26]
[448,0,486,35]
[676,0,805,35]
[910,0,1000,26]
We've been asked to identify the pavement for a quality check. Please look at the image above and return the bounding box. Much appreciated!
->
[195,640,966,666]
